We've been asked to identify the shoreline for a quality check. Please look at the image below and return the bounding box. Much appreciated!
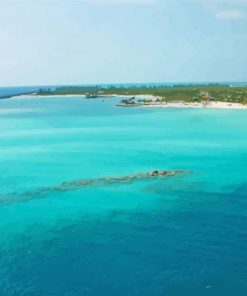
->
[11,94,120,99]
[117,95,247,110]
[11,94,87,99]
[139,101,247,110]
[5,94,247,110]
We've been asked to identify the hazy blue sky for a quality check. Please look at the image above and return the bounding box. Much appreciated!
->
[0,0,246,86]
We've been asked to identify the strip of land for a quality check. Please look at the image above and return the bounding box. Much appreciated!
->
[0,91,35,100]
[34,84,247,109]
[3,84,247,110]
[119,95,247,110]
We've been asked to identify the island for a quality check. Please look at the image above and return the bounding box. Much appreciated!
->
[34,84,247,109]
[2,84,245,110]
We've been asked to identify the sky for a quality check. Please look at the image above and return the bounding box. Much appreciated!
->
[0,0,246,86]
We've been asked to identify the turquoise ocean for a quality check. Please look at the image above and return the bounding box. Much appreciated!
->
[0,95,247,295]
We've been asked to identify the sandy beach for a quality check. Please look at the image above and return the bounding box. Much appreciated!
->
[141,101,247,110]
[121,94,247,110]
[7,94,247,110]
[11,94,87,99]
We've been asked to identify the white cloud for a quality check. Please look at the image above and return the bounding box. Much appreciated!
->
[200,0,246,20]
[216,9,244,19]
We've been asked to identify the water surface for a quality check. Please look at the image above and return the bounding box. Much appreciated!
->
[0,96,247,295]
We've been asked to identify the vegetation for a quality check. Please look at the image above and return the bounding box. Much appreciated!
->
[37,84,247,104]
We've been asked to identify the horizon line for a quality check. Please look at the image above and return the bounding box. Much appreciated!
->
[1,80,247,89]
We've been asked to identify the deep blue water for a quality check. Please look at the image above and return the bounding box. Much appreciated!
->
[0,95,247,295]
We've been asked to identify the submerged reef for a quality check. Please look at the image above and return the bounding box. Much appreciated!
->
[38,170,189,194]
[1,170,189,205]
[52,170,186,189]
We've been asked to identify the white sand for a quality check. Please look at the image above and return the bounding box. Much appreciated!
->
[11,94,87,99]
[121,95,247,109]
[141,101,247,110]
[7,94,247,110]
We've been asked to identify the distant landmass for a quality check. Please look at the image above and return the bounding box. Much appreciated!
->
[35,83,247,105]
[1,82,247,105]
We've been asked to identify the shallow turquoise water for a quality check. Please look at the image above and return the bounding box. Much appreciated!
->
[0,96,247,295]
